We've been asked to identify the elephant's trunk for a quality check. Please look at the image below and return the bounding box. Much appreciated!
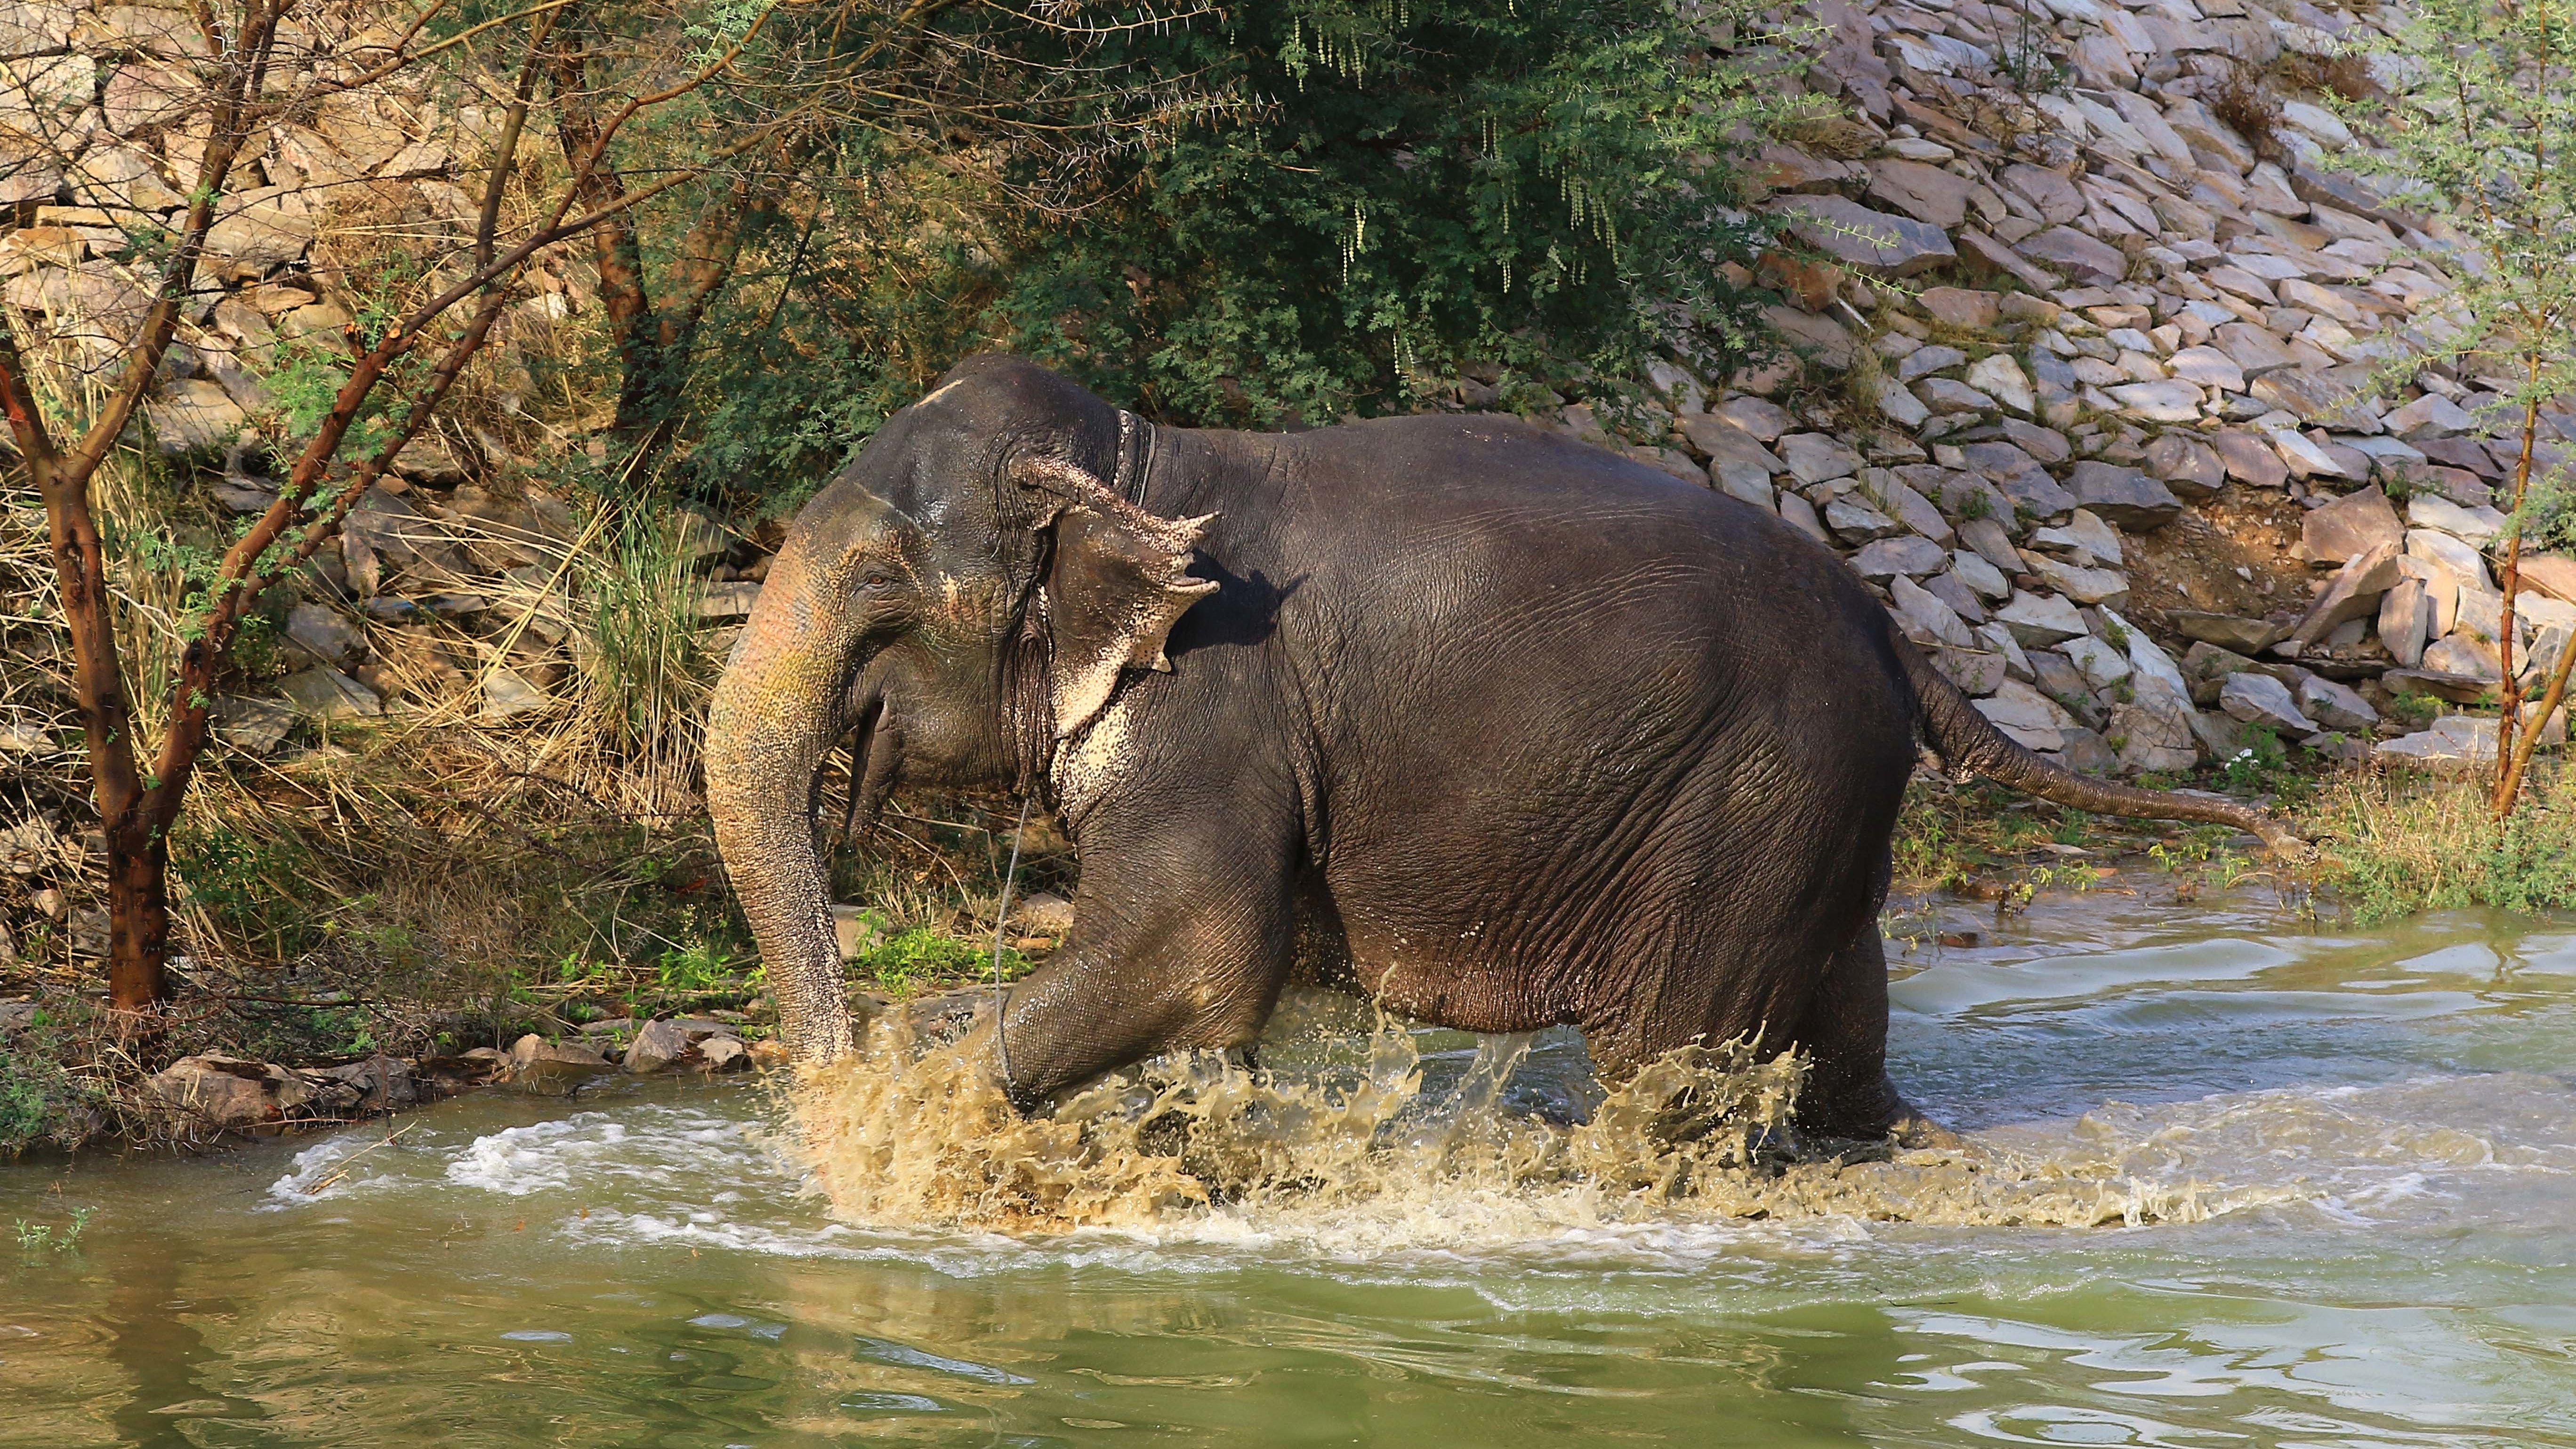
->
[706,550,861,1064]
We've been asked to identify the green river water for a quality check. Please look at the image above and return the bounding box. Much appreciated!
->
[7,887,2576,1447]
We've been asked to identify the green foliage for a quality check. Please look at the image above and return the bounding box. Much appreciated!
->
[11,1208,92,1254]
[676,0,1811,492]
[2305,761,2576,925]
[845,914,1031,1000]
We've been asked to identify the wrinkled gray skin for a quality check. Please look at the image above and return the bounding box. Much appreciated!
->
[706,354,2294,1135]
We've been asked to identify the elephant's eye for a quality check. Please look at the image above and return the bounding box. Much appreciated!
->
[861,572,890,589]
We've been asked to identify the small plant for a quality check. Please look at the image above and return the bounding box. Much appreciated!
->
[12,1208,93,1254]
[2210,63,2284,162]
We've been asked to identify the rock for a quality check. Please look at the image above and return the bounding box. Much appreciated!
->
[2375,715,2498,769]
[1777,492,1831,545]
[1958,228,2067,292]
[2108,380,2204,423]
[750,1038,793,1069]
[2019,225,2129,283]
[625,1018,692,1074]
[830,904,884,959]
[2384,668,2501,704]
[2301,486,2403,564]
[149,1055,276,1128]
[1918,288,2000,330]
[2143,434,2226,499]
[2406,495,2506,547]
[1974,679,2077,751]
[284,602,364,669]
[2422,633,2502,681]
[2001,420,2072,464]
[697,1036,749,1073]
[2289,539,2404,650]
[279,667,382,720]
[212,695,297,754]
[1827,498,1904,543]
[2061,634,2133,689]
[2407,528,2493,595]
[2166,346,2245,393]
[2220,671,2319,734]
[2297,675,2379,732]
[1771,195,1957,276]
[2209,429,2291,488]
[143,379,248,455]
[1917,378,1997,414]
[1013,891,1076,935]
[1891,575,1974,647]
[2378,577,2431,667]
[481,667,551,721]
[1868,159,1973,228]
[2521,555,2576,604]
[1778,433,1862,485]
[2059,727,2120,775]
[2002,164,2085,224]
[2064,462,2182,531]
[2270,428,2368,482]
[2383,392,2478,437]
[1932,647,2008,695]
[1853,534,1950,579]
[2251,368,2377,430]
[201,187,315,282]
[2112,689,2202,773]
[2021,553,2130,606]
[698,582,762,620]
[1715,396,1793,443]
[1872,378,1931,429]
[1996,590,2088,646]
[2213,322,2303,379]
[503,1034,613,1095]
[1965,354,2035,415]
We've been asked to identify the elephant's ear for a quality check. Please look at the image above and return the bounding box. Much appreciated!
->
[1014,456,1218,739]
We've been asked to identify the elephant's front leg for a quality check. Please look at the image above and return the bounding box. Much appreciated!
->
[993,801,1300,1111]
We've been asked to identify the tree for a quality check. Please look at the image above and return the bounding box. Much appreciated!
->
[0,0,788,1014]
[2328,0,2576,816]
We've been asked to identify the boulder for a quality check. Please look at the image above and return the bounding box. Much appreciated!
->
[2251,368,2378,430]
[284,602,364,669]
[143,379,248,454]
[1965,354,2035,415]
[1771,195,1957,276]
[2520,554,2576,604]
[2064,462,2182,530]
[2297,675,2379,732]
[503,1034,612,1095]
[2143,434,2226,499]
[1996,590,2088,646]
[2383,392,2478,437]
[624,1018,693,1073]
[1867,159,1973,228]
[2209,430,2291,488]
[1853,534,1950,579]
[2109,380,2203,423]
[1974,680,2077,751]
[2375,715,2498,769]
[1932,647,2008,695]
[2166,346,2246,393]
[1826,498,1903,543]
[698,1036,750,1073]
[2301,486,2402,564]
[2377,577,2431,667]
[2407,495,2505,547]
[2113,689,2203,773]
[2171,612,2287,654]
[2219,671,2319,734]
[149,1055,276,1128]
[2407,529,2493,595]
[279,667,382,720]
[2289,539,2403,650]
[1918,288,2001,330]
[1779,432,1860,485]
[2019,225,2129,283]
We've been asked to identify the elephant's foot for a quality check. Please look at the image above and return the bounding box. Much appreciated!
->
[1888,1105,1965,1151]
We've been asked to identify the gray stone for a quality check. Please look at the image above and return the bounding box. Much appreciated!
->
[1873,378,1932,429]
[2407,528,2493,595]
[1919,287,2001,329]
[284,602,364,669]
[697,1036,749,1073]
[2407,495,2505,547]
[2061,634,2133,689]
[2021,553,2131,606]
[2002,164,2086,224]
[2423,633,2503,680]
[2209,429,2291,488]
[2375,715,2498,769]
[1715,396,1793,442]
[481,667,550,721]
[279,668,382,720]
[2252,368,2378,430]
[1827,498,1904,543]
[2058,727,2119,776]
[2383,392,2477,437]
[2064,462,2183,530]
[1965,354,2035,416]
[2290,540,2405,650]
[1853,534,1951,579]
[1771,194,1957,276]
[149,1056,276,1128]
[2219,671,2319,734]
[1778,432,1862,485]
[2271,427,2368,482]
[1959,516,2022,574]
[213,695,296,755]
[1918,378,1998,414]
[699,582,762,620]
[1891,575,1975,647]
[503,1034,614,1095]
[2167,346,2245,393]
[2112,690,2203,774]
[1897,346,1969,383]
[2000,420,2072,464]
[1974,679,2077,751]
[2019,226,2129,283]
[2297,675,2379,732]
[2109,381,2204,423]
[2301,486,2403,564]
[1868,159,1973,228]
[2378,576,2431,667]
[2143,434,2226,499]
[625,1018,692,1074]
[144,379,248,455]
[1932,647,2008,696]
[1776,491,1830,545]
[2171,612,2287,654]
[2214,322,2303,379]
[1868,476,1953,545]
[1951,548,2012,599]
[1996,590,2089,646]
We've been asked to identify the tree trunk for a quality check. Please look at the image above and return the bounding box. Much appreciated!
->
[105,816,171,1012]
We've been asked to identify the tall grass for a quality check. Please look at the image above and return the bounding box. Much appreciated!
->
[2301,763,2576,925]
[567,509,711,816]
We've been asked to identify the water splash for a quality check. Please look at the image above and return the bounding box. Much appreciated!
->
[784,999,2296,1238]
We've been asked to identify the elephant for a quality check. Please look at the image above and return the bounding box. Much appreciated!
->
[705,354,2294,1138]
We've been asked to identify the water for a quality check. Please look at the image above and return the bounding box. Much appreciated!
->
[8,888,2576,1446]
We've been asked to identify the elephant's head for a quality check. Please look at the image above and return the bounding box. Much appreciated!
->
[705,355,1216,1063]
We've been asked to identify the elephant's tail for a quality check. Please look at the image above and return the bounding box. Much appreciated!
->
[1893,632,2305,853]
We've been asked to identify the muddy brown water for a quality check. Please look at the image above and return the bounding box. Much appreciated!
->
[8,887,2576,1446]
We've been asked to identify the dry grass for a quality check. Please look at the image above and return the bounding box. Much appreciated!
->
[2298,763,2576,926]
